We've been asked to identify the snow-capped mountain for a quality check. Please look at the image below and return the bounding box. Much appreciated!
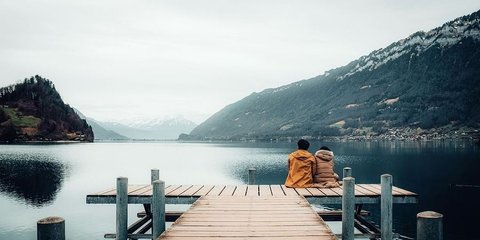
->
[336,11,480,81]
[125,116,197,130]
[189,9,480,140]
[100,116,197,140]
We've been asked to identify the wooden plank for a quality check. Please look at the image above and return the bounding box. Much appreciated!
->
[185,210,315,214]
[219,185,236,196]
[128,185,150,195]
[163,231,334,237]
[392,186,417,196]
[139,184,171,197]
[159,196,335,240]
[192,185,214,196]
[368,184,403,195]
[294,187,312,196]
[306,188,326,197]
[96,185,147,196]
[246,185,259,196]
[180,185,204,197]
[318,188,340,196]
[328,187,343,195]
[90,187,116,196]
[357,184,381,195]
[167,185,193,196]
[280,185,299,196]
[183,207,314,211]
[355,185,377,196]
[206,185,225,196]
[135,185,153,196]
[366,184,416,196]
[177,216,322,222]
[352,185,368,196]
[165,185,182,195]
[177,221,322,226]
[98,188,117,196]
[259,185,272,197]
[169,225,330,231]
[233,185,247,196]
[270,185,285,196]
[160,237,333,240]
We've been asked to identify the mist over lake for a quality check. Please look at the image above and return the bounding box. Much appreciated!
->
[0,141,478,239]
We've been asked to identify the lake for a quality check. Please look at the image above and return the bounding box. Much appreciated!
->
[0,141,479,239]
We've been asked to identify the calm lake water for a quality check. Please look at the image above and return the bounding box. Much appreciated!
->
[0,141,479,239]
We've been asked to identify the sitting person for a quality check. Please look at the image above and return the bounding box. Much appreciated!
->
[313,146,340,188]
[285,139,317,188]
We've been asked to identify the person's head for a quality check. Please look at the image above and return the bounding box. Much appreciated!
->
[297,139,310,150]
[319,146,331,151]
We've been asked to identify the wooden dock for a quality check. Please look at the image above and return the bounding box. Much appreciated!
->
[87,184,418,205]
[86,177,419,239]
[158,195,336,240]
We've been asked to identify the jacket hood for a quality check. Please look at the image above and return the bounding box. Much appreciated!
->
[315,149,334,162]
[291,149,313,160]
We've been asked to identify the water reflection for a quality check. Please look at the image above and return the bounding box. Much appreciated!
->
[0,154,68,207]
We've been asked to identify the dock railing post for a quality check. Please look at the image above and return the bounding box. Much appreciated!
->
[151,169,159,184]
[248,168,256,185]
[37,216,65,240]
[152,179,166,238]
[417,211,443,240]
[116,177,128,240]
[381,174,393,240]
[342,176,355,240]
[343,167,352,178]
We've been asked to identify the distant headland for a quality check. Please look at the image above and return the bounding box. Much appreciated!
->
[0,75,93,143]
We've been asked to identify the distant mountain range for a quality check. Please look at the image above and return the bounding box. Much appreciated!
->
[187,10,480,140]
[99,117,197,140]
[74,110,197,140]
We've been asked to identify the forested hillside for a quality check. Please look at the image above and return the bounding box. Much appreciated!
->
[0,75,94,142]
[188,10,480,141]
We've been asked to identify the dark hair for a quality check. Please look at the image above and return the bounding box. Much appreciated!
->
[297,139,310,150]
[319,146,331,151]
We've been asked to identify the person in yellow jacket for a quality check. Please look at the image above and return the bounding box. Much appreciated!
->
[285,139,318,188]
[313,146,340,188]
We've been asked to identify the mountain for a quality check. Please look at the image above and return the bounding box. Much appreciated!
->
[0,75,94,142]
[74,109,128,140]
[188,10,480,140]
[101,117,197,140]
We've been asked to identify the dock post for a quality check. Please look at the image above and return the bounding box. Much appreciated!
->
[342,176,355,240]
[116,177,128,240]
[152,179,166,238]
[381,174,393,240]
[151,168,159,184]
[248,168,256,185]
[417,211,443,240]
[343,167,352,178]
[37,216,65,240]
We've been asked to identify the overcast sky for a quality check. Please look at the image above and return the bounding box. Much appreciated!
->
[1,1,479,124]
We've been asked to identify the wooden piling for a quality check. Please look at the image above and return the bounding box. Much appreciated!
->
[248,168,256,185]
[116,177,128,240]
[343,167,352,178]
[152,179,166,238]
[151,169,159,184]
[417,211,443,240]
[342,177,355,240]
[381,174,393,240]
[37,216,65,240]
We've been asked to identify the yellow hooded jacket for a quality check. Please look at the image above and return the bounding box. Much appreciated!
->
[285,149,316,188]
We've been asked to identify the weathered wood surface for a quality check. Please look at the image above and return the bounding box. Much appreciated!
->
[157,195,336,240]
[86,184,418,205]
